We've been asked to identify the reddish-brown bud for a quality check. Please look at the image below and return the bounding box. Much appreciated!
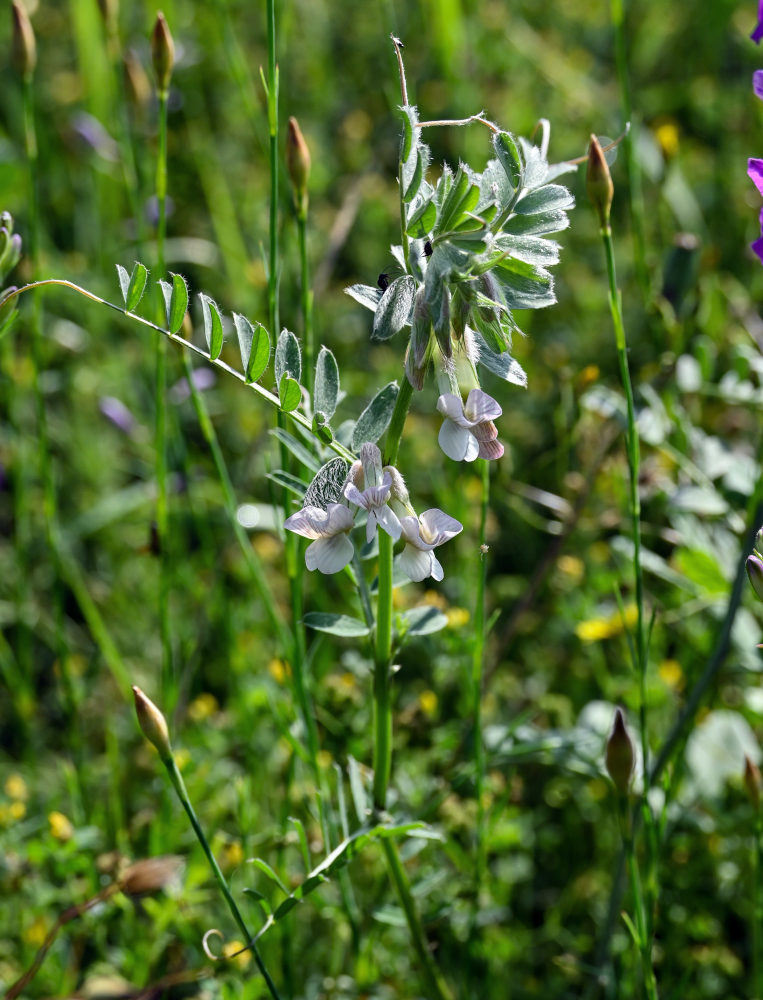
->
[605,707,634,794]
[286,116,311,218]
[132,685,172,759]
[11,0,36,81]
[586,135,614,229]
[745,755,761,810]
[151,12,174,95]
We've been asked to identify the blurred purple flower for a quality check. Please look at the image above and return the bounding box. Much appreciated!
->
[755,70,763,100]
[100,395,136,434]
[753,1,763,43]
[754,207,763,265]
[71,111,119,162]
[170,367,215,403]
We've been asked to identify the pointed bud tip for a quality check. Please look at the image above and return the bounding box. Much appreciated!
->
[132,685,172,758]
[586,134,614,228]
[605,707,634,794]
[12,0,36,80]
[286,116,311,217]
[151,11,175,95]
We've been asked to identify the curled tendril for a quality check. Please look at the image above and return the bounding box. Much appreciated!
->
[202,928,225,961]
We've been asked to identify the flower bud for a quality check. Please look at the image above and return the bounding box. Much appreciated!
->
[151,12,174,96]
[12,0,36,81]
[745,755,761,810]
[132,685,172,759]
[605,707,634,794]
[747,554,763,603]
[755,526,763,559]
[286,117,311,219]
[0,234,22,278]
[586,134,614,229]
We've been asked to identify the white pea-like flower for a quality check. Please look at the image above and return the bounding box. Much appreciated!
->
[343,442,402,543]
[398,508,463,582]
[283,503,355,574]
[436,388,504,462]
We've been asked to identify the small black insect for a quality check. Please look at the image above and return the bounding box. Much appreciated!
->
[423,240,433,257]
[377,273,390,291]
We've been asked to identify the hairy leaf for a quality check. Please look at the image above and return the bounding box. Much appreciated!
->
[372,276,415,342]
[198,293,224,360]
[275,329,302,385]
[352,382,398,451]
[314,345,340,420]
[303,613,370,637]
[303,458,349,510]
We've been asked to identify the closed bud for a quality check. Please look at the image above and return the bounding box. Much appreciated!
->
[132,685,172,759]
[12,0,36,81]
[605,707,634,794]
[586,135,614,229]
[151,12,174,96]
[747,554,763,603]
[286,117,311,218]
[0,234,22,277]
[755,525,763,559]
[745,755,761,810]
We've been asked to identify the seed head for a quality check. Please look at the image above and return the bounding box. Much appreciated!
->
[586,135,614,229]
[11,1,36,81]
[605,707,634,794]
[132,685,172,759]
[151,11,174,96]
[286,117,311,218]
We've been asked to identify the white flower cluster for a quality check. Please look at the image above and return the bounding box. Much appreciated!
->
[285,442,462,579]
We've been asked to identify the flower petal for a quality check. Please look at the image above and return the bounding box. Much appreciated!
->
[398,544,434,582]
[305,534,354,574]
[463,433,480,462]
[344,482,369,509]
[325,503,355,534]
[437,393,472,427]
[430,553,444,582]
[753,2,763,43]
[284,505,329,539]
[478,437,505,461]
[418,508,463,545]
[375,504,402,541]
[749,158,763,198]
[399,514,422,547]
[753,235,763,265]
[438,418,472,461]
[463,388,502,423]
[755,70,763,101]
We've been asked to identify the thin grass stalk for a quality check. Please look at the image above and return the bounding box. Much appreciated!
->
[297,214,313,388]
[618,801,659,1000]
[754,810,762,1000]
[161,754,282,999]
[609,0,649,295]
[155,86,172,706]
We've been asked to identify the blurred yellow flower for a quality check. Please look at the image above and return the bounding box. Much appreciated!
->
[575,604,637,642]
[222,840,244,870]
[5,773,28,800]
[223,939,252,969]
[655,120,679,159]
[174,748,191,771]
[23,916,48,947]
[188,692,219,722]
[446,606,470,628]
[48,811,74,842]
[659,659,684,689]
[268,658,288,684]
[9,801,26,821]
[557,555,584,583]
[419,690,438,717]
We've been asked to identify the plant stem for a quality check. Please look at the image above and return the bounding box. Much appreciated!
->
[162,754,282,1000]
[297,213,314,388]
[754,812,763,1000]
[3,281,355,464]
[609,0,649,296]
[155,87,172,707]
[472,460,489,898]
[373,529,394,812]
[618,801,659,1000]
[266,0,279,338]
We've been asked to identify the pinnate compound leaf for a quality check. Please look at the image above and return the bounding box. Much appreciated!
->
[302,613,370,637]
[303,458,349,510]
[279,375,301,412]
[372,276,415,342]
[351,382,399,451]
[275,329,302,385]
[199,293,224,360]
[314,346,340,419]
[233,313,270,382]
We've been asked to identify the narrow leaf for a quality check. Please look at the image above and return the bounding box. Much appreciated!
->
[351,382,399,451]
[273,896,300,920]
[406,199,437,239]
[249,858,290,896]
[493,131,523,190]
[398,606,449,637]
[289,816,311,871]
[266,470,307,498]
[403,148,424,203]
[314,346,340,419]
[347,756,369,824]
[116,264,130,304]
[302,613,370,637]
[344,284,384,313]
[199,293,224,360]
[269,428,320,472]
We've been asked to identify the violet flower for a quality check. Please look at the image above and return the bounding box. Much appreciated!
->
[398,509,463,582]
[436,388,504,462]
[284,503,355,574]
[753,0,763,43]
[343,442,401,543]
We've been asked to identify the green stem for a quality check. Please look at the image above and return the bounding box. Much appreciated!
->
[601,225,648,778]
[163,754,281,999]
[609,0,649,296]
[266,0,279,338]
[3,281,355,464]
[373,528,394,812]
[155,88,172,706]
[472,460,489,898]
[618,801,659,1000]
[297,214,313,389]
[754,813,762,1000]
[381,839,453,1000]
